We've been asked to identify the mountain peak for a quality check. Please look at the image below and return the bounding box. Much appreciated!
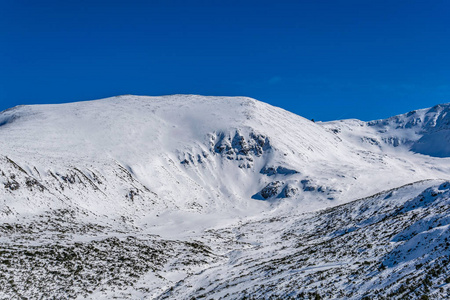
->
[363,102,450,157]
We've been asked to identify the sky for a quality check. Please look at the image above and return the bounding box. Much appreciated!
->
[1,0,450,121]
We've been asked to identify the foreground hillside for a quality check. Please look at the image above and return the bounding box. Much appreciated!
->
[2,180,449,299]
[161,180,450,299]
[0,95,450,299]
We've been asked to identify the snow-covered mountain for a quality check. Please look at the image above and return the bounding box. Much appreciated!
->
[1,95,450,299]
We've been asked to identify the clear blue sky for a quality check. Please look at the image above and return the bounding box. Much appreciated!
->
[1,0,449,121]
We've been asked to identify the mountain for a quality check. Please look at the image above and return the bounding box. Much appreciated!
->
[325,103,450,157]
[0,95,450,299]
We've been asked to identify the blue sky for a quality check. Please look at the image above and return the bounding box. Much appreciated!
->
[1,0,450,121]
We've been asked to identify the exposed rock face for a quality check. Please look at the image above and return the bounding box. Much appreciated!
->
[282,183,299,198]
[179,130,272,169]
[260,166,299,176]
[259,181,284,199]
[212,130,271,168]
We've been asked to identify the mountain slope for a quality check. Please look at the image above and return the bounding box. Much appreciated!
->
[1,95,450,225]
[159,180,450,299]
[1,95,450,299]
[2,180,449,299]
[323,103,450,157]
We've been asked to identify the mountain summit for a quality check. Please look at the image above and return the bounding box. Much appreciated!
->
[1,95,450,299]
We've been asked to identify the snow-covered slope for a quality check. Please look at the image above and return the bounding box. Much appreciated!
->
[1,95,450,299]
[1,95,450,223]
[0,95,341,215]
[323,103,450,157]
[160,180,450,299]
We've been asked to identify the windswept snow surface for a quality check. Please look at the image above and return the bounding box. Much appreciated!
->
[1,95,450,299]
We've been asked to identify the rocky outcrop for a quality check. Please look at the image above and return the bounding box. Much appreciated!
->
[260,166,298,176]
[212,130,271,168]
